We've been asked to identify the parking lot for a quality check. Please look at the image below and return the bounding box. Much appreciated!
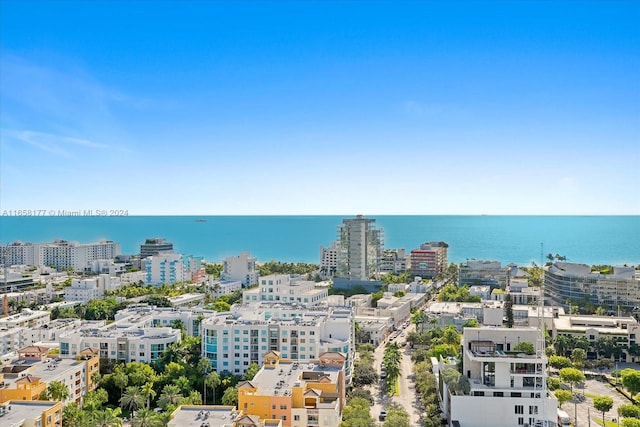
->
[562,377,632,427]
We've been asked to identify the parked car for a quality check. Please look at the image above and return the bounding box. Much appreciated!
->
[379,410,387,421]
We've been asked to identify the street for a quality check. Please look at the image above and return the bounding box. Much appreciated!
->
[370,322,423,425]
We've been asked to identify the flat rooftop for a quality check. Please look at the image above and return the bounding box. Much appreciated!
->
[0,401,60,426]
[168,405,239,427]
[251,361,342,397]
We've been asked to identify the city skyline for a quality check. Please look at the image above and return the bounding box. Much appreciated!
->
[1,1,638,215]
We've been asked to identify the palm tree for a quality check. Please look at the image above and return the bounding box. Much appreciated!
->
[120,386,144,418]
[91,407,123,427]
[158,384,183,409]
[112,365,128,396]
[132,408,163,427]
[45,380,70,402]
[141,382,156,410]
[204,371,221,404]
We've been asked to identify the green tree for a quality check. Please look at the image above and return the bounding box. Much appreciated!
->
[505,293,514,328]
[44,380,70,402]
[112,365,128,397]
[348,388,374,405]
[383,405,411,427]
[131,408,163,427]
[120,386,144,417]
[593,395,614,424]
[554,390,573,408]
[141,382,156,410]
[513,341,535,355]
[243,363,260,381]
[158,384,183,409]
[84,388,109,411]
[221,387,238,406]
[92,407,123,427]
[618,404,640,419]
[340,397,375,427]
[571,348,586,368]
[125,362,157,386]
[559,367,585,393]
[622,419,640,427]
[204,370,221,404]
[621,369,640,395]
[548,356,573,370]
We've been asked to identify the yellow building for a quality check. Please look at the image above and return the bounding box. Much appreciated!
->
[0,346,99,405]
[0,400,63,427]
[237,351,346,427]
[0,374,47,403]
[168,405,283,427]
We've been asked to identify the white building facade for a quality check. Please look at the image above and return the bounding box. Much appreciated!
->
[221,252,258,286]
[201,304,354,381]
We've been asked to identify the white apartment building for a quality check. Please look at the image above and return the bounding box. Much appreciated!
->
[201,304,354,381]
[438,327,558,427]
[64,275,121,303]
[242,275,329,306]
[0,309,50,329]
[319,242,339,277]
[207,279,243,297]
[459,260,509,288]
[545,262,640,311]
[144,253,203,285]
[113,305,217,337]
[60,325,180,363]
[85,259,126,275]
[222,252,259,286]
[5,240,121,271]
[380,248,408,275]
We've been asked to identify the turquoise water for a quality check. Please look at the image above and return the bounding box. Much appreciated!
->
[0,216,638,266]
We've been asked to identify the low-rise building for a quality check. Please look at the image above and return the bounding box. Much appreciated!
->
[0,309,50,329]
[0,346,99,406]
[207,279,243,297]
[237,351,346,427]
[459,260,509,288]
[60,325,180,363]
[113,305,216,337]
[380,249,408,274]
[243,275,328,306]
[64,275,121,303]
[551,314,640,362]
[0,400,63,427]
[168,293,205,307]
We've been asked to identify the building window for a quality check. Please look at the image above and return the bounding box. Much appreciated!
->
[515,405,524,414]
[294,415,300,421]
[518,417,524,425]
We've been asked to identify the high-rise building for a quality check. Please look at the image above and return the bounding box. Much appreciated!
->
[319,242,339,278]
[409,241,448,278]
[336,215,383,281]
[144,253,203,286]
[140,238,174,258]
[221,252,258,286]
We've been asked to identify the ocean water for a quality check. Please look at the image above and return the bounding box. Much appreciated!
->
[0,216,638,266]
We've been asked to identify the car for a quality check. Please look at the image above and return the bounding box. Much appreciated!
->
[379,410,387,421]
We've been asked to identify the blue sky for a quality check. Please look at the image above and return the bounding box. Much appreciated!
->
[1,1,638,215]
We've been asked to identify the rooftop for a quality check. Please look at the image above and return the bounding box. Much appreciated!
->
[0,400,61,425]
[168,405,240,427]
[249,360,342,398]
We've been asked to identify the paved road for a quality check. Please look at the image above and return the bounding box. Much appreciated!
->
[370,323,422,426]
[563,377,631,427]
